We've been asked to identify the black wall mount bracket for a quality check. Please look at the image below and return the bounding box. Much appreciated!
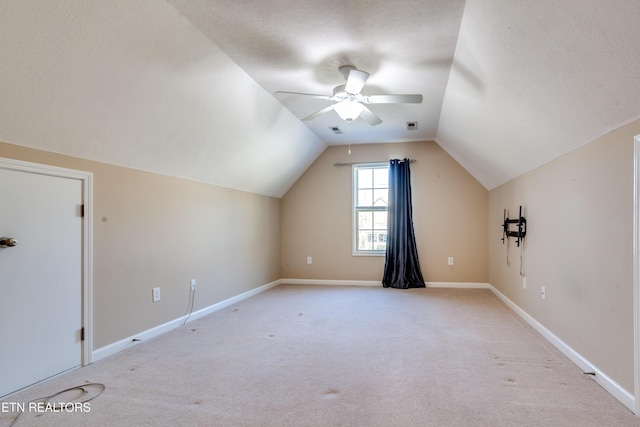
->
[501,205,526,247]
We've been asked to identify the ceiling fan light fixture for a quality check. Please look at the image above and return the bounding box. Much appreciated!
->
[334,101,364,121]
[276,66,422,127]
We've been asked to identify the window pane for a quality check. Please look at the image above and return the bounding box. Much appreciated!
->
[357,189,373,207]
[358,169,372,189]
[373,189,388,206]
[373,168,388,188]
[373,211,387,229]
[358,211,372,228]
[358,231,373,250]
[373,232,387,250]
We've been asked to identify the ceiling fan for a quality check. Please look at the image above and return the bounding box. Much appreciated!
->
[275,65,423,126]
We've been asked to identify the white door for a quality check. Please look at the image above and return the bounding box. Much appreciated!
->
[0,165,84,397]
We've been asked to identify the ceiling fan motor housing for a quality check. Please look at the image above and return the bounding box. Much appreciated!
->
[338,65,356,80]
[333,84,347,96]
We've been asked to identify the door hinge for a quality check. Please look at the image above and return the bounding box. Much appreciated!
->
[81,205,85,217]
[81,327,85,341]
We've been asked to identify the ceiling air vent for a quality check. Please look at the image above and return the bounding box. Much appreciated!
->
[330,126,343,134]
[406,121,418,131]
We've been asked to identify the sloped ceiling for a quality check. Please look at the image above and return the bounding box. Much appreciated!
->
[1,1,639,197]
[0,0,325,197]
[439,0,640,188]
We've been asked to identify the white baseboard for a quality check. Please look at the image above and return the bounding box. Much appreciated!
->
[92,280,280,363]
[280,278,381,286]
[426,282,490,289]
[281,279,490,289]
[488,284,636,413]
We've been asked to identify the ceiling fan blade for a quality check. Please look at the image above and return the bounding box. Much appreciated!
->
[366,94,423,104]
[359,106,383,126]
[344,69,369,95]
[275,91,333,101]
[302,104,335,121]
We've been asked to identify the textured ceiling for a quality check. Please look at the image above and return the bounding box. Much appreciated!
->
[1,0,639,196]
[167,0,466,147]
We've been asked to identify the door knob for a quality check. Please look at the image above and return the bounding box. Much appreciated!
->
[0,237,17,248]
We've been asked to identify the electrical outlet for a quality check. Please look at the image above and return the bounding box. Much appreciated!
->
[190,279,197,291]
[152,287,161,302]
[307,256,312,265]
[522,277,527,290]
[447,257,454,266]
[541,286,546,300]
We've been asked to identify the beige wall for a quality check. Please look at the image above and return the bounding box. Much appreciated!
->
[281,141,489,282]
[8,120,636,395]
[0,142,281,349]
[489,119,640,393]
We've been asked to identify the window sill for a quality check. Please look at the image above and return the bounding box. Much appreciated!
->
[352,251,386,257]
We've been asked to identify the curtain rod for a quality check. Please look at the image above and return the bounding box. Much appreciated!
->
[333,159,416,167]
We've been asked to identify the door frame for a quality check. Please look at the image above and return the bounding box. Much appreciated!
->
[634,135,640,415]
[0,157,93,366]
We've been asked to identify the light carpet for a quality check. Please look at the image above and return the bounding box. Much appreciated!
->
[2,285,639,426]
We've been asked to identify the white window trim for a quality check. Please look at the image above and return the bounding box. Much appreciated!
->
[352,162,388,256]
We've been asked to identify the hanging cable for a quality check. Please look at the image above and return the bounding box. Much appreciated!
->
[520,238,525,277]
[519,206,526,276]
[181,284,196,326]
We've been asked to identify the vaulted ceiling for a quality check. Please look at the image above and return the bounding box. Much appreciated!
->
[1,1,639,197]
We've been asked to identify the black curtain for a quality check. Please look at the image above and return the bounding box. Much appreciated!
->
[382,159,425,289]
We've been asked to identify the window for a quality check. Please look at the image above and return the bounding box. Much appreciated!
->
[353,163,388,255]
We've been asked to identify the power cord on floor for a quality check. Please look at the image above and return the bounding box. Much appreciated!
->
[7,382,105,427]
[181,285,196,326]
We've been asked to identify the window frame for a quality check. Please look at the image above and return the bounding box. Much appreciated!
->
[352,162,389,256]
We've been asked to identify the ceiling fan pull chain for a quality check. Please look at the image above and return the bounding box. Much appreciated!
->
[348,119,352,155]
